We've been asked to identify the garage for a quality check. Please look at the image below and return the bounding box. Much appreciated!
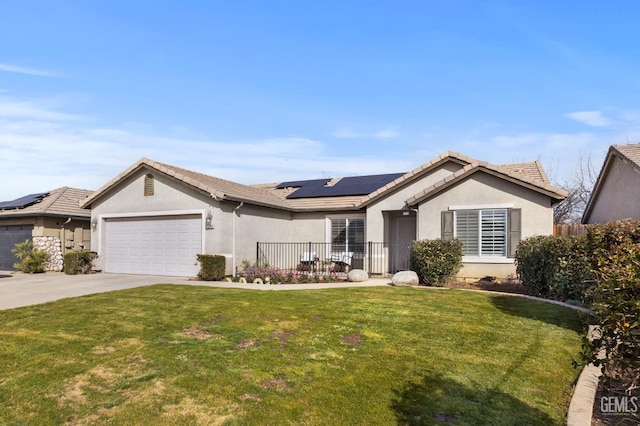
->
[0,225,34,270]
[104,215,202,277]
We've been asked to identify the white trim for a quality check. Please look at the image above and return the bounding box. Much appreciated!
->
[453,207,509,259]
[325,214,366,259]
[99,209,205,219]
[448,203,513,211]
[462,256,514,264]
[325,213,366,243]
[325,213,366,219]
[97,209,206,256]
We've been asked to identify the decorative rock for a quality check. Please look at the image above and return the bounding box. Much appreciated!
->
[392,270,419,286]
[32,236,64,272]
[347,269,369,282]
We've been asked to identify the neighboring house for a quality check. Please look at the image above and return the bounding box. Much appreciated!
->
[0,187,93,271]
[81,152,566,279]
[582,144,640,224]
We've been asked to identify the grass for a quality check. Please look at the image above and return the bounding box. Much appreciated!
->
[0,285,586,425]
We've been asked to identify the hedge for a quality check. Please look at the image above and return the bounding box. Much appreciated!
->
[584,220,640,395]
[514,235,593,302]
[515,220,640,395]
[197,254,226,281]
[410,239,463,286]
[63,252,95,275]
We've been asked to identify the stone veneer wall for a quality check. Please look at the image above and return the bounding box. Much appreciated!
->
[33,236,64,272]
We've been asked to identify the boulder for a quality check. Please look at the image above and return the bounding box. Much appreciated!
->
[392,270,419,286]
[347,269,369,282]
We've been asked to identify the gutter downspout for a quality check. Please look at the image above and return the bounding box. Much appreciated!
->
[232,202,244,276]
[61,217,72,256]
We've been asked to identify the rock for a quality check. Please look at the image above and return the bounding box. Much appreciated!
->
[392,270,419,286]
[347,269,369,282]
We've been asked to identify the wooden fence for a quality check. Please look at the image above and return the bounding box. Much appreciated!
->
[553,223,590,236]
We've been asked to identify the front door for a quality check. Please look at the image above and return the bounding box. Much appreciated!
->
[389,212,416,273]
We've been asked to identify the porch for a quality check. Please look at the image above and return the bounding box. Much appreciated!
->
[255,241,414,277]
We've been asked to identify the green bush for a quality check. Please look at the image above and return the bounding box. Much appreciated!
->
[410,239,463,286]
[515,235,594,302]
[583,220,640,394]
[197,254,226,281]
[64,252,95,275]
[11,240,49,274]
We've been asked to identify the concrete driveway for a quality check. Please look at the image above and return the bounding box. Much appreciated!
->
[0,271,390,310]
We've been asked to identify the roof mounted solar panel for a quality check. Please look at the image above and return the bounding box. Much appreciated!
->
[318,173,405,197]
[0,192,49,209]
[279,173,405,199]
[276,178,330,190]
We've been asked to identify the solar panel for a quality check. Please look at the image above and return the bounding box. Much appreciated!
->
[276,178,330,190]
[280,173,405,199]
[0,192,49,209]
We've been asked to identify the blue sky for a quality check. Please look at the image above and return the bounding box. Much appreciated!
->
[2,1,639,200]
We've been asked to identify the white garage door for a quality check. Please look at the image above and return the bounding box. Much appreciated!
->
[105,215,202,276]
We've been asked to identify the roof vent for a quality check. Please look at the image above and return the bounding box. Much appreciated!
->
[144,174,155,196]
[324,178,342,187]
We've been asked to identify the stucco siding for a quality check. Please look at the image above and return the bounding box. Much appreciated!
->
[230,203,292,271]
[416,173,553,278]
[366,162,464,242]
[586,156,640,223]
[93,170,213,214]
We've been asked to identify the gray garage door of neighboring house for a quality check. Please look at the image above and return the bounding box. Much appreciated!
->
[105,215,202,277]
[0,225,34,270]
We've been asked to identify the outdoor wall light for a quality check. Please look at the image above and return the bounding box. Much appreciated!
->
[91,217,98,231]
[205,211,214,230]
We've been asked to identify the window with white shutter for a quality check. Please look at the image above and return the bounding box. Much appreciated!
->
[454,209,507,257]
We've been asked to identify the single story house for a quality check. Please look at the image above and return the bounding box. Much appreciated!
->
[0,187,93,271]
[81,152,566,280]
[582,143,640,224]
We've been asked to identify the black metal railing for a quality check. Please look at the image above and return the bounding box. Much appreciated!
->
[256,241,414,277]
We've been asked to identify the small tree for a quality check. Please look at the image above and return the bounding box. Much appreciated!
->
[12,239,49,273]
[553,154,598,224]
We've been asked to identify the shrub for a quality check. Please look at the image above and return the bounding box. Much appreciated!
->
[64,252,95,275]
[240,263,287,284]
[11,240,49,274]
[410,239,463,286]
[196,254,226,281]
[583,220,640,395]
[515,235,594,302]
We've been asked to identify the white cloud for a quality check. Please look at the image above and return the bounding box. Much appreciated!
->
[330,129,363,138]
[492,133,540,147]
[0,98,81,121]
[331,127,398,139]
[0,63,60,77]
[566,110,612,127]
[372,128,398,139]
[0,97,415,200]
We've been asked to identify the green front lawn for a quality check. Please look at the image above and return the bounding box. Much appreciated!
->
[0,286,585,425]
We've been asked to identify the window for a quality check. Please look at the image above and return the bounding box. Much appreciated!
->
[144,174,154,196]
[455,209,507,257]
[330,217,365,254]
[442,208,520,258]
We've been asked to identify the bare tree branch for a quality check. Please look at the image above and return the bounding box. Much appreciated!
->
[553,154,598,224]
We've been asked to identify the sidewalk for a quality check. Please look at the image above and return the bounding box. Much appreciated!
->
[0,271,391,310]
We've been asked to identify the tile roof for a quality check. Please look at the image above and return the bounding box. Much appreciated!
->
[0,187,93,219]
[82,153,567,212]
[498,161,550,184]
[405,161,567,207]
[582,143,640,223]
[81,158,291,210]
[359,151,475,206]
[612,143,640,170]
